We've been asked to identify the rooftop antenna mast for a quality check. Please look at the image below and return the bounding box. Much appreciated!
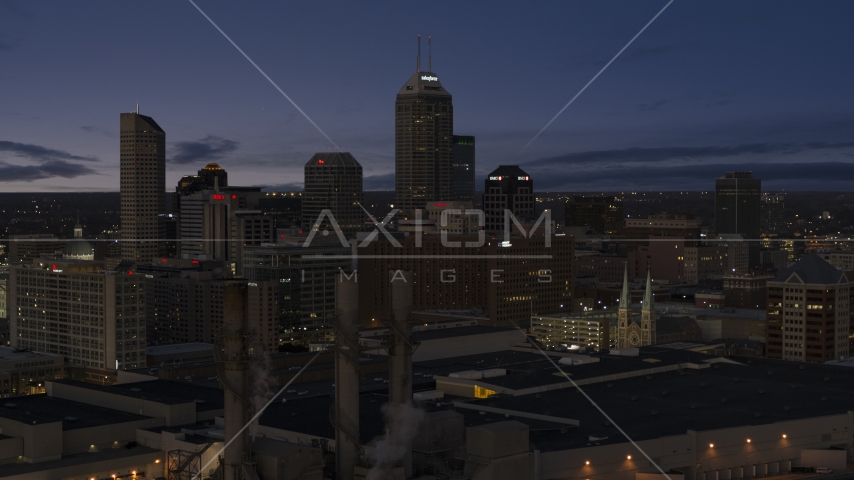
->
[417,35,421,72]
[136,104,139,114]
[428,36,432,72]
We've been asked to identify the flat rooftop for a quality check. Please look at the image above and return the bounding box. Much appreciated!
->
[0,346,62,362]
[412,325,518,342]
[461,354,854,452]
[0,443,159,478]
[0,394,152,429]
[51,379,224,412]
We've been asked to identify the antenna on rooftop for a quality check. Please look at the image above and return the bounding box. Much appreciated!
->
[417,35,421,72]
[136,104,139,114]
[428,36,432,72]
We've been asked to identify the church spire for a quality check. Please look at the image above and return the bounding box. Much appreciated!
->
[642,267,653,312]
[619,263,630,308]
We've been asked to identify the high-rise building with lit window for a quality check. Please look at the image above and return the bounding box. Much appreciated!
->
[765,254,851,363]
[395,37,454,219]
[302,153,364,235]
[452,135,475,202]
[120,111,165,263]
[483,165,534,233]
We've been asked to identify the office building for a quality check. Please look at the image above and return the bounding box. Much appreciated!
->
[173,162,228,213]
[301,152,364,235]
[531,312,612,351]
[765,254,851,362]
[452,135,475,202]
[120,111,166,263]
[565,196,623,235]
[0,346,64,397]
[9,260,146,370]
[724,274,774,309]
[624,212,701,250]
[761,193,785,235]
[483,165,535,233]
[7,234,65,265]
[357,234,573,326]
[715,171,761,266]
[257,191,303,231]
[140,261,277,353]
[395,38,454,218]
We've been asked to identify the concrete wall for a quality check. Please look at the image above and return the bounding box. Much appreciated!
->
[536,413,853,480]
[63,418,162,454]
[0,419,62,463]
[0,435,24,462]
[800,448,847,471]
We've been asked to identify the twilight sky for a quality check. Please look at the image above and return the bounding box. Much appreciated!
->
[1,0,853,192]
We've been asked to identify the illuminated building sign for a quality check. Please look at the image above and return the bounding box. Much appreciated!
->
[518,176,529,181]
[489,176,503,181]
[213,193,226,201]
[421,75,438,81]
[317,159,325,165]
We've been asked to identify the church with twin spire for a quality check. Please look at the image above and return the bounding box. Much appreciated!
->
[616,266,657,348]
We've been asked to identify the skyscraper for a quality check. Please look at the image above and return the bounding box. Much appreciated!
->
[395,36,454,219]
[760,193,785,235]
[120,110,165,263]
[302,152,364,235]
[452,135,475,202]
[714,172,761,239]
[483,165,534,233]
[715,171,761,267]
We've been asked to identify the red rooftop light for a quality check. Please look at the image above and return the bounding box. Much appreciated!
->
[231,194,237,200]
[161,258,167,263]
[317,159,325,165]
[191,259,199,265]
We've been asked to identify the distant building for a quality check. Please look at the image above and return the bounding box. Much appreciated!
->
[483,165,535,233]
[0,346,64,397]
[301,152,364,236]
[616,268,656,348]
[760,249,789,270]
[715,171,761,266]
[765,254,851,362]
[564,196,623,235]
[120,111,166,263]
[10,260,146,370]
[724,274,774,309]
[452,135,475,202]
[7,234,65,265]
[395,48,454,219]
[656,315,702,344]
[62,217,94,261]
[818,250,854,271]
[624,212,700,250]
[242,243,351,338]
[531,312,612,351]
[683,244,726,282]
[173,162,228,213]
[760,193,785,235]
[357,235,573,327]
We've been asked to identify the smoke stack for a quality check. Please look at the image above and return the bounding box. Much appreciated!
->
[388,270,414,477]
[335,271,361,480]
[219,280,250,480]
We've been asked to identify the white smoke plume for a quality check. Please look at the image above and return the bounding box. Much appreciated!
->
[366,403,426,480]
[249,353,276,440]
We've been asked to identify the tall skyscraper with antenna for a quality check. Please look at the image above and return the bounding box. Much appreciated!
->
[120,109,165,263]
[394,35,454,219]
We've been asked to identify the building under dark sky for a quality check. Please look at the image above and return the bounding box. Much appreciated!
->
[302,152,364,235]
[120,111,165,263]
[715,171,761,239]
[452,135,475,203]
[395,39,454,219]
[565,196,624,235]
[483,165,534,233]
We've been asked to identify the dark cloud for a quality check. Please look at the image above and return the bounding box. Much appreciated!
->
[638,100,667,112]
[0,160,99,182]
[0,140,98,162]
[364,173,394,191]
[530,161,854,191]
[170,135,239,164]
[80,125,113,137]
[528,142,854,167]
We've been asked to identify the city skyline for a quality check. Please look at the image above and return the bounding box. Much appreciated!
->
[1,1,854,193]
